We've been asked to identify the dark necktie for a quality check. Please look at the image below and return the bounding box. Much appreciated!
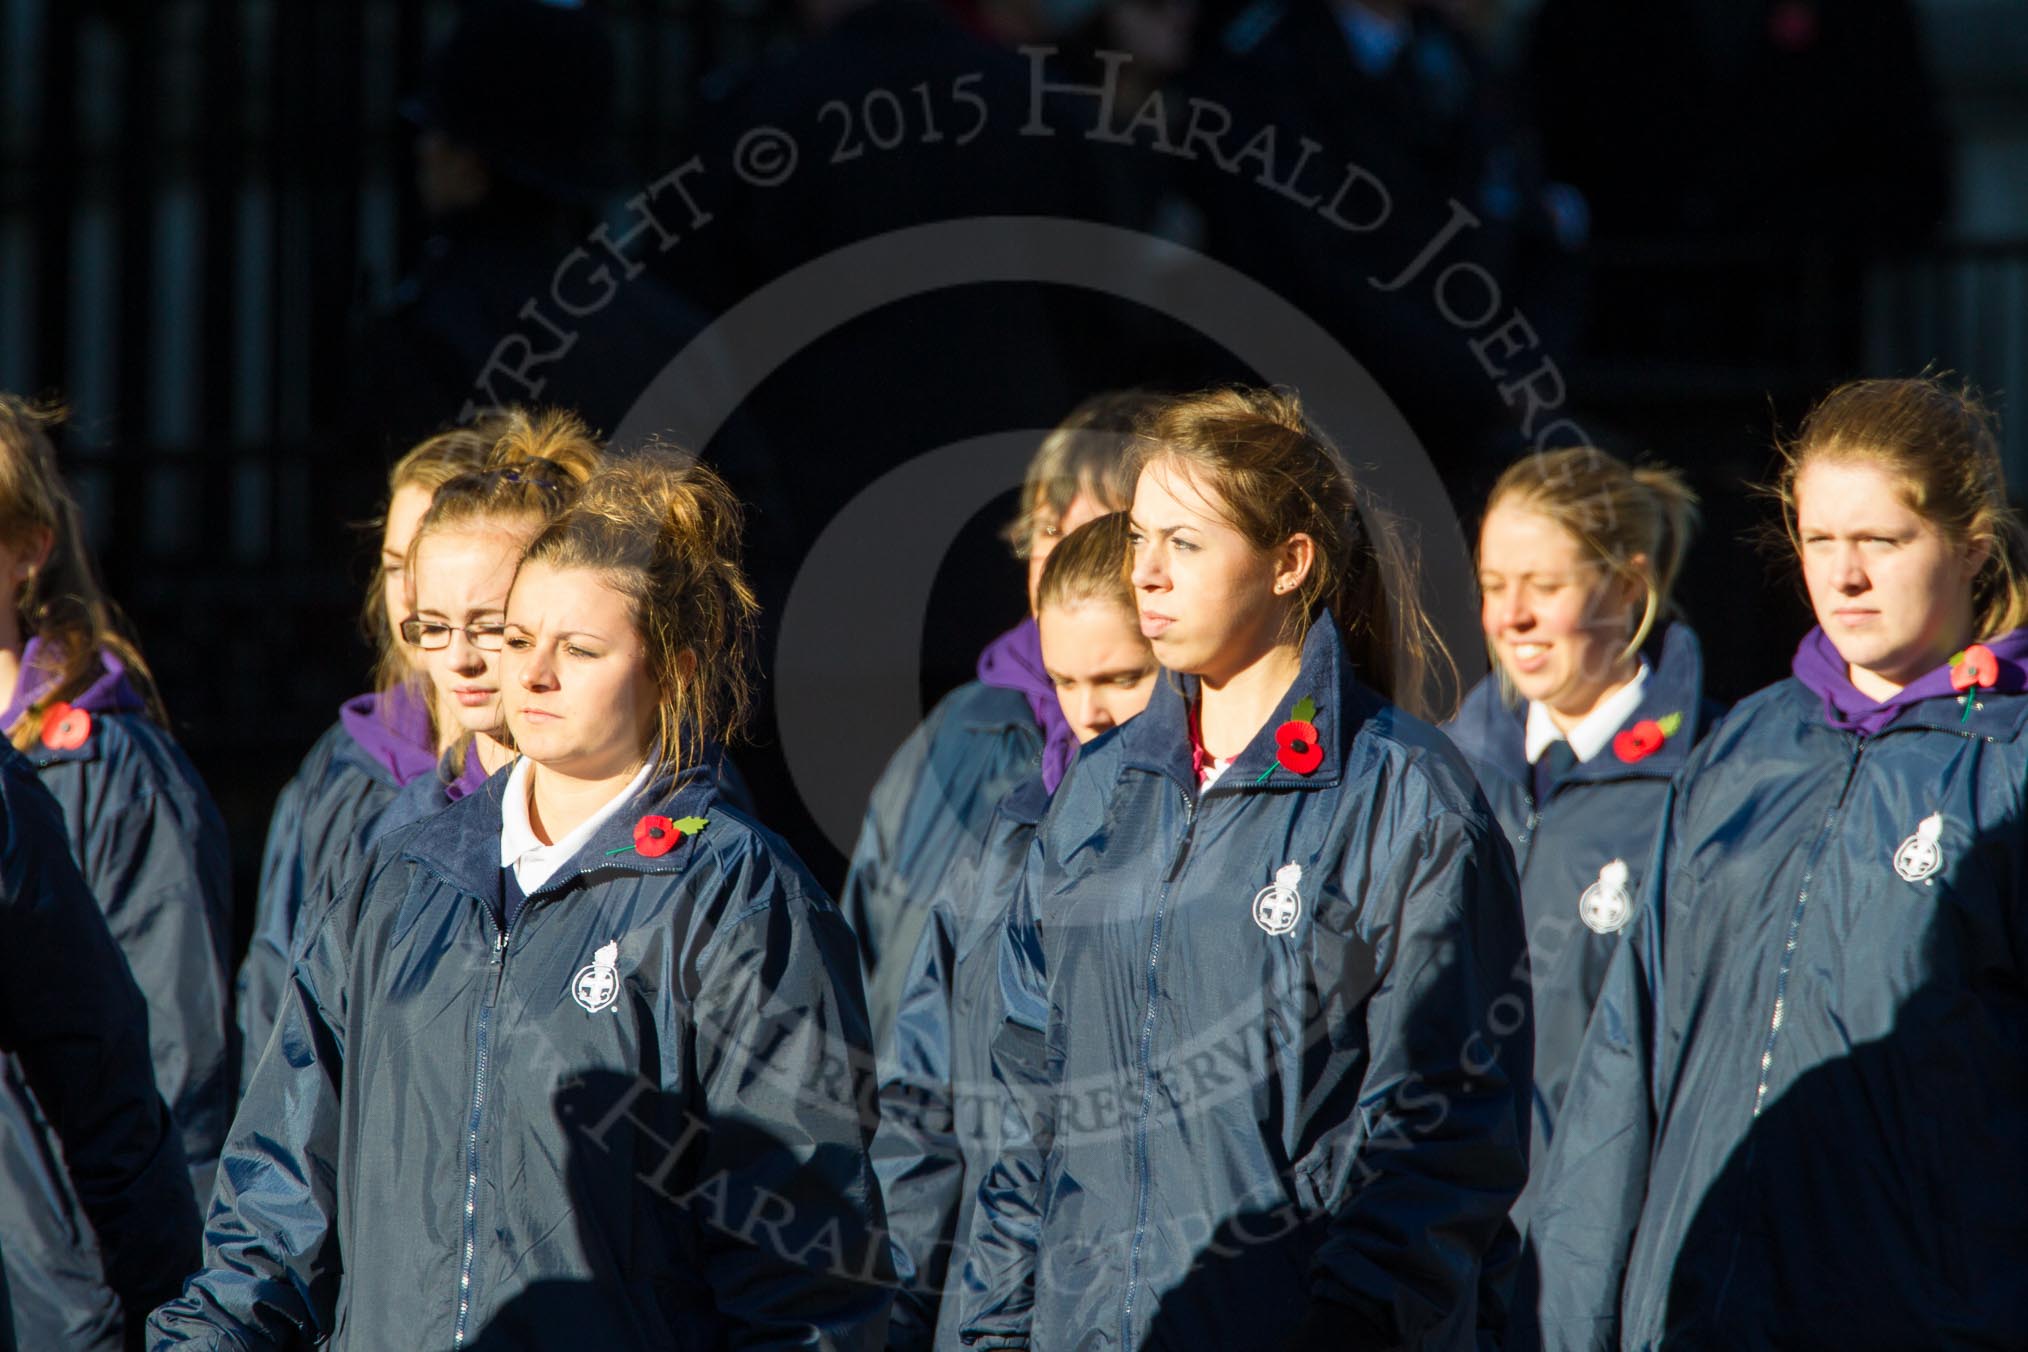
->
[1531,738,1578,806]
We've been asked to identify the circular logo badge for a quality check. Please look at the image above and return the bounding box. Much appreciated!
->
[1579,858,1635,935]
[1578,879,1633,935]
[573,962,619,1013]
[1253,883,1302,936]
[1893,811,1945,884]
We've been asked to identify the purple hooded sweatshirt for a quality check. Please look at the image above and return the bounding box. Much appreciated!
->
[0,637,148,727]
[1791,625,2028,737]
[444,741,490,802]
[337,682,439,787]
[976,616,1078,793]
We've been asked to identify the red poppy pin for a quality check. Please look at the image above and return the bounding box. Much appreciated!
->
[1613,711,1683,764]
[1951,644,1999,724]
[609,814,708,858]
[1950,644,1999,692]
[1257,696,1323,784]
[40,702,91,752]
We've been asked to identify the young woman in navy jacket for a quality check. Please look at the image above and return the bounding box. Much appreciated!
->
[1529,376,2028,1349]
[842,390,1156,1044]
[873,512,1159,1348]
[153,451,890,1349]
[0,742,202,1351]
[1442,448,1713,1229]
[0,396,229,1352]
[961,387,1529,1351]
[235,417,496,1079]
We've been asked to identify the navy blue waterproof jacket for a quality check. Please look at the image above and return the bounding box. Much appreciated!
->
[0,694,229,1352]
[236,705,416,1093]
[1527,676,2028,1349]
[872,774,1050,1350]
[365,752,489,848]
[150,757,894,1350]
[960,623,1530,1351]
[0,744,200,1352]
[840,682,1042,1045]
[1442,623,1718,1222]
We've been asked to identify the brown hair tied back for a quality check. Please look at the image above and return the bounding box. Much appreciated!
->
[1772,374,2028,640]
[1135,385,1455,719]
[1485,446,1701,662]
[1036,511,1136,617]
[411,407,605,550]
[0,395,168,748]
[521,445,759,778]
[1005,390,1170,558]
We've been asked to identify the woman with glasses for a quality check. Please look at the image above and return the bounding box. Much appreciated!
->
[152,448,890,1349]
[236,417,498,1087]
[366,412,603,843]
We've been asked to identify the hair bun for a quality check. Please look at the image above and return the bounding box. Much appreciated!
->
[487,407,601,485]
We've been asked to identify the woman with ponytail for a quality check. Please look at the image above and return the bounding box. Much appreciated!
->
[1529,377,2028,1348]
[235,417,495,1084]
[154,449,891,1349]
[367,409,602,839]
[0,396,230,1352]
[1442,447,1718,1231]
[959,387,1529,1351]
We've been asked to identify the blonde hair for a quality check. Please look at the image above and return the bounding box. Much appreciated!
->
[1036,511,1136,616]
[1774,374,2028,639]
[405,409,605,772]
[1138,386,1454,718]
[521,446,759,778]
[365,417,503,699]
[1004,390,1167,558]
[1485,447,1700,661]
[0,396,167,749]
[406,408,603,560]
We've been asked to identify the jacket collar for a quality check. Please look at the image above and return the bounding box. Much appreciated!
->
[1870,685,2028,742]
[999,769,1054,826]
[1559,622,1710,784]
[1120,620,1376,800]
[1451,622,1709,790]
[1766,674,2028,744]
[402,755,727,909]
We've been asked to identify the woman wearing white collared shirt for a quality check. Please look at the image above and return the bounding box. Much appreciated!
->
[1441,447,1718,1230]
[152,450,889,1350]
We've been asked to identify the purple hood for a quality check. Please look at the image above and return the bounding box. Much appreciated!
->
[338,683,440,787]
[444,740,490,803]
[976,616,1077,794]
[1791,625,2028,737]
[0,637,149,728]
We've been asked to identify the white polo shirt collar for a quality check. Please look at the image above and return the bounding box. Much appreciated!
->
[499,756,655,896]
[1525,660,1651,765]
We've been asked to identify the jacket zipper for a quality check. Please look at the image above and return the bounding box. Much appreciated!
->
[1749,741,1869,1119]
[453,919,511,1346]
[1120,785,1198,1351]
